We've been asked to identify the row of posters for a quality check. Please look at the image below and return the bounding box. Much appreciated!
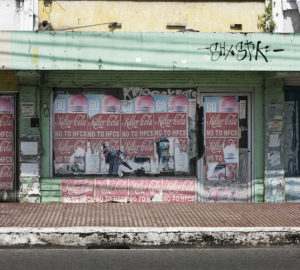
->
[204,97,240,181]
[0,97,14,190]
[61,178,196,203]
[53,94,191,176]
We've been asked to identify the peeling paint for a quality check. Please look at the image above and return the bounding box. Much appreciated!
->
[18,177,41,203]
[31,47,39,68]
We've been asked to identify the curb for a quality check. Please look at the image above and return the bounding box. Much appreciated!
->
[1,227,300,248]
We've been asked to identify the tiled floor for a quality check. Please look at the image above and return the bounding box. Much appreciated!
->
[0,203,300,228]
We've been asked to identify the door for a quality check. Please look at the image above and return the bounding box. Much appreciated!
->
[0,95,16,198]
[199,93,252,202]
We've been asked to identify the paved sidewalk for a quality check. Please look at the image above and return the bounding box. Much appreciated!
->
[0,203,300,247]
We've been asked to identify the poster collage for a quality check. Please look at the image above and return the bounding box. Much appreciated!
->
[61,178,196,203]
[204,96,243,181]
[0,97,14,190]
[53,93,194,176]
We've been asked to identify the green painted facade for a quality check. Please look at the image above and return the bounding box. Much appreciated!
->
[1,31,297,203]
[4,32,300,71]
[17,70,267,202]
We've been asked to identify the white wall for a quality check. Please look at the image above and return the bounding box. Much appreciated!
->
[274,0,300,33]
[0,0,38,30]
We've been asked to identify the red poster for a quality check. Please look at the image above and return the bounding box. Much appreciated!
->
[0,114,14,190]
[121,113,154,138]
[54,113,87,139]
[87,114,120,138]
[206,113,238,137]
[95,179,128,203]
[162,179,196,203]
[0,165,14,190]
[90,139,120,152]
[62,180,94,203]
[0,114,13,133]
[54,139,86,164]
[154,113,187,138]
[129,179,163,203]
[121,139,154,157]
[205,113,239,164]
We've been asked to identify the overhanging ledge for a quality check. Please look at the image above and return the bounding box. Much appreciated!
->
[0,31,299,71]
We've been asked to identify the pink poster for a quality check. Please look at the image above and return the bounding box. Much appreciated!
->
[54,113,87,139]
[162,179,196,203]
[0,114,14,190]
[121,113,154,138]
[129,179,163,203]
[54,139,86,165]
[87,114,120,139]
[53,94,190,176]
[154,113,187,138]
[205,113,239,164]
[121,139,154,157]
[95,179,128,202]
[62,180,94,203]
[90,139,120,152]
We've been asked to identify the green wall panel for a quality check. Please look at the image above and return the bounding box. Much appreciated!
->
[8,32,300,71]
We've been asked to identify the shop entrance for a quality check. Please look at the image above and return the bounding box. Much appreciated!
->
[199,93,252,202]
[0,95,16,200]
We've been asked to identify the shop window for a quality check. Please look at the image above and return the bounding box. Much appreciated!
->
[52,88,197,177]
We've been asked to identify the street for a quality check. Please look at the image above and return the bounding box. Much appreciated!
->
[0,248,299,270]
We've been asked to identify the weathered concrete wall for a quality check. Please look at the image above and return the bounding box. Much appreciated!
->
[38,1,264,33]
[17,72,41,203]
[264,78,285,202]
[0,227,299,247]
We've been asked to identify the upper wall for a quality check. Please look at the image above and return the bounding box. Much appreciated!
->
[0,0,38,30]
[38,1,265,32]
[274,0,300,33]
[1,31,299,71]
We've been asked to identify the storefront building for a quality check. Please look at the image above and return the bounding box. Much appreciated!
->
[0,31,299,203]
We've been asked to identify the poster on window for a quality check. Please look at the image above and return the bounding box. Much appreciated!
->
[53,93,190,176]
[204,97,239,181]
[0,97,14,190]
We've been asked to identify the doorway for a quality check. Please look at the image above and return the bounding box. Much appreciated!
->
[199,93,252,202]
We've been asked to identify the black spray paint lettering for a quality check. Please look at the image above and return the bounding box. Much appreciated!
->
[202,40,284,62]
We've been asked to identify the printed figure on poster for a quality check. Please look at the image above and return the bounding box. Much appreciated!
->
[204,96,239,181]
[265,177,284,203]
[53,93,190,176]
[267,151,282,170]
[102,95,121,113]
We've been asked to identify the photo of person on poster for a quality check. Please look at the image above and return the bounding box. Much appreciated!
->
[53,92,191,176]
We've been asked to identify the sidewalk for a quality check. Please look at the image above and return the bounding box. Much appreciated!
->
[0,203,300,247]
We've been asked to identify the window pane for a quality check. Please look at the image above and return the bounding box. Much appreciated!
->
[53,89,196,177]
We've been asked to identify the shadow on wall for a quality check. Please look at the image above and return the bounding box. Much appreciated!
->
[284,10,300,33]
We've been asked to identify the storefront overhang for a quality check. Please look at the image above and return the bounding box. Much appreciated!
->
[0,31,299,71]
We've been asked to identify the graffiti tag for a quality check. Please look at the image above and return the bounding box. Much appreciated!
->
[201,40,284,62]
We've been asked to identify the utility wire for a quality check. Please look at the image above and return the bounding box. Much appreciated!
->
[56,22,119,31]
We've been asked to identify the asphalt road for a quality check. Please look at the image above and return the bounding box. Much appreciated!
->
[0,248,299,270]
